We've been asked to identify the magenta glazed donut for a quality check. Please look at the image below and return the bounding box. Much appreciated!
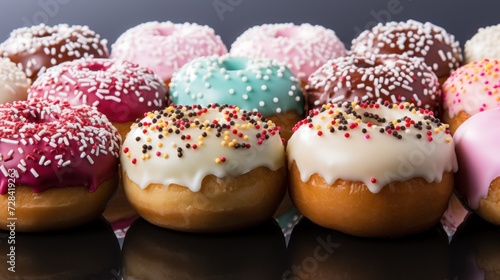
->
[0,98,121,232]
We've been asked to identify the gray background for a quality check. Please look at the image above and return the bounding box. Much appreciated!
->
[0,0,498,50]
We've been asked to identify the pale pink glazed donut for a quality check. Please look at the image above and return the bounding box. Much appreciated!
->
[442,59,500,133]
[454,108,500,225]
[230,23,347,85]
[0,58,30,104]
[111,21,228,84]
[27,58,168,138]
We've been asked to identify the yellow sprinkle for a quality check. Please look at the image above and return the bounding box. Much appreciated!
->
[224,131,230,136]
[146,154,151,159]
[267,120,273,126]
[235,124,240,129]
[198,141,204,147]
[224,136,230,141]
[351,101,357,107]
[206,127,212,132]
[232,139,237,143]
[221,141,227,146]
[433,128,440,134]
[243,135,249,140]
[171,142,177,148]
[215,157,221,164]
[163,131,169,136]
[198,135,204,141]
[315,124,321,130]
[228,142,235,147]
[141,155,146,160]
[356,119,361,124]
[320,115,326,120]
[146,137,151,142]
[158,143,163,148]
[181,107,187,112]
[411,109,417,114]
[190,123,197,128]
[125,152,130,158]
[326,124,332,129]
[163,154,169,159]
[445,138,451,143]
[235,107,240,112]
[392,120,398,125]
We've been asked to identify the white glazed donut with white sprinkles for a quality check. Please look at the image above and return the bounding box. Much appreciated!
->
[0,58,31,104]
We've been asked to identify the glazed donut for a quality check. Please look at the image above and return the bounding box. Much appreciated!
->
[121,104,286,232]
[169,55,305,142]
[287,101,457,238]
[230,23,346,85]
[27,58,168,139]
[454,108,500,225]
[306,54,441,113]
[0,24,108,81]
[0,98,121,232]
[351,20,462,84]
[442,59,500,134]
[111,21,228,84]
[0,58,30,104]
[465,24,500,64]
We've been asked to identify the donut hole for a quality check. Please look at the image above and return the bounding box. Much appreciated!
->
[33,31,54,38]
[221,58,248,71]
[274,27,300,38]
[85,62,109,72]
[154,27,175,37]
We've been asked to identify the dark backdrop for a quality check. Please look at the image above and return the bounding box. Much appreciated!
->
[0,0,498,50]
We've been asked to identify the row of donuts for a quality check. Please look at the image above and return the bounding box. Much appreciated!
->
[0,20,498,236]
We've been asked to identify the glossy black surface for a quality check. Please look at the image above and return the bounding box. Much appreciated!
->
[0,217,121,279]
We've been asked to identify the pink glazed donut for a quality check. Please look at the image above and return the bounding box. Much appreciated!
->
[27,58,168,139]
[111,21,228,84]
[230,23,347,85]
[454,108,500,226]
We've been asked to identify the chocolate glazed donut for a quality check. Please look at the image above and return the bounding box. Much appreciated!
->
[306,54,441,114]
[0,24,108,81]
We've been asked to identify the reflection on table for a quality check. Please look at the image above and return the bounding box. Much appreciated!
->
[0,217,121,279]
[286,218,450,280]
[451,214,500,280]
[122,218,287,280]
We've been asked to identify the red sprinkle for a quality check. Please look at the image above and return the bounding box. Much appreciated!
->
[132,158,137,164]
[317,131,323,136]
[344,132,350,138]
[370,177,377,183]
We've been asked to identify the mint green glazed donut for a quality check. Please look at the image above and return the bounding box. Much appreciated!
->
[169,55,304,117]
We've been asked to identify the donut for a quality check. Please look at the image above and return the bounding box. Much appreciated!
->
[111,21,228,85]
[0,98,121,232]
[0,218,121,279]
[465,24,500,64]
[123,218,287,279]
[287,218,450,280]
[454,108,500,225]
[350,20,462,84]
[120,104,286,232]
[442,59,500,134]
[169,55,305,142]
[230,23,346,86]
[0,24,108,81]
[287,101,457,238]
[0,58,31,104]
[27,58,168,139]
[306,54,441,114]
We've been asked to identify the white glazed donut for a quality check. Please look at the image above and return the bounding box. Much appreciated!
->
[121,104,286,232]
[0,58,30,104]
[287,101,458,237]
[465,24,500,64]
